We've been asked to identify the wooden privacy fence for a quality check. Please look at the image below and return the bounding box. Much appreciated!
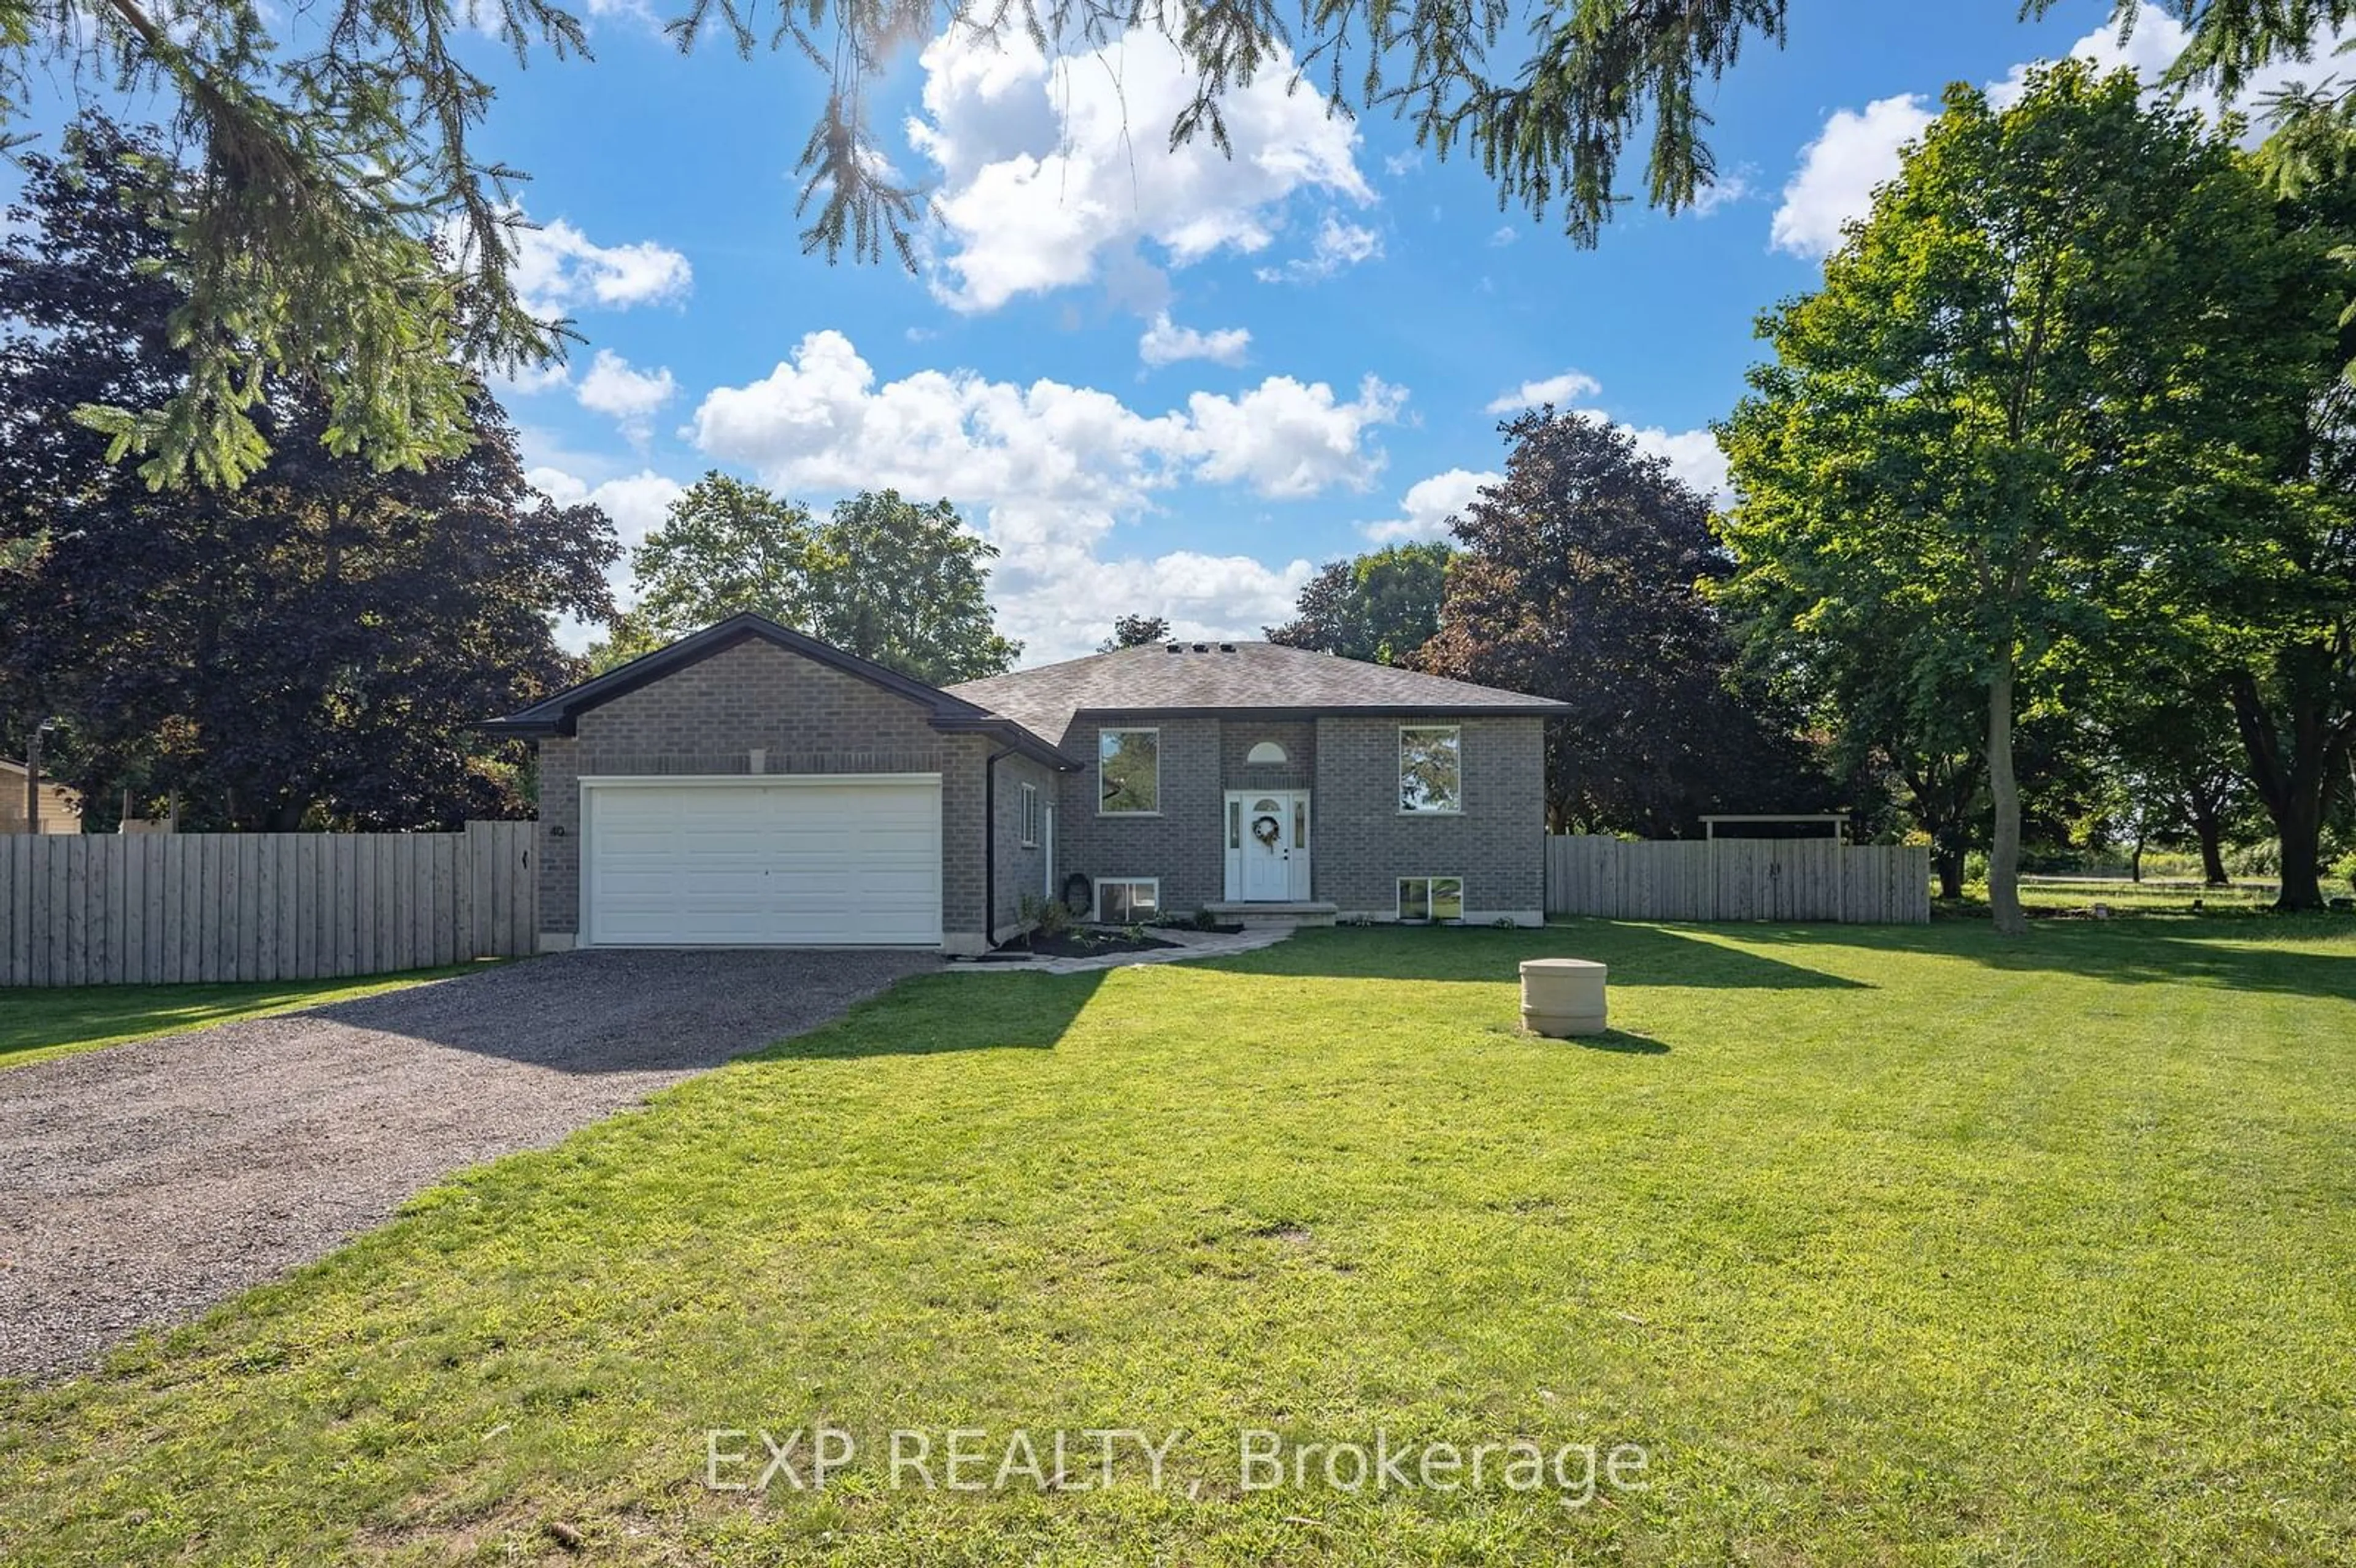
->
[1545,836,1931,924]
[0,821,538,988]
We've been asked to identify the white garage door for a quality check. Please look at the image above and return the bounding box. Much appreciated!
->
[583,776,942,947]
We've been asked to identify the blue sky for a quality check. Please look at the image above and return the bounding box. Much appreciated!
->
[13,2,2289,659]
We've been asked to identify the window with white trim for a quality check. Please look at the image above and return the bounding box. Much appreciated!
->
[1398,877,1465,923]
[1399,725,1463,813]
[1099,728,1160,813]
[1096,878,1160,923]
[1018,782,1040,847]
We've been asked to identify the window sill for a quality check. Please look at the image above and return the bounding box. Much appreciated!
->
[1397,809,1465,818]
[1097,811,1165,818]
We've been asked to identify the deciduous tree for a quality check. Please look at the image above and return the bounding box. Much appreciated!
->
[0,119,617,829]
[1420,410,1821,837]
[807,490,1022,684]
[1101,614,1173,650]
[1720,64,2317,932]
[1266,542,1451,666]
[606,479,1022,684]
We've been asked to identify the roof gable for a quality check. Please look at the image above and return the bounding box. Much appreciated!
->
[941,641,1571,742]
[481,613,1069,765]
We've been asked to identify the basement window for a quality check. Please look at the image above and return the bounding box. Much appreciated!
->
[1096,878,1161,924]
[1398,877,1465,924]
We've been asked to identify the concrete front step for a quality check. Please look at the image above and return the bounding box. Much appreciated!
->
[1203,901,1340,929]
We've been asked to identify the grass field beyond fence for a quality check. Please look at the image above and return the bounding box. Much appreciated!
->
[1,918,2351,1564]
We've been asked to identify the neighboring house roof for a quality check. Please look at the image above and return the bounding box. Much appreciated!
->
[943,640,1573,741]
[480,613,1071,767]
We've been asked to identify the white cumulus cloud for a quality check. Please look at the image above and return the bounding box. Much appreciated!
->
[506,215,693,315]
[907,26,1372,312]
[1484,370,1604,415]
[1688,169,1755,217]
[1255,212,1384,283]
[530,467,686,552]
[572,350,679,440]
[1139,312,1252,368]
[1601,419,1732,505]
[687,329,1403,658]
[527,466,689,649]
[1362,467,1501,543]
[1185,375,1406,498]
[1771,94,1937,259]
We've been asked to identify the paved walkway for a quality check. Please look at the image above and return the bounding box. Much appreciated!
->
[0,949,934,1381]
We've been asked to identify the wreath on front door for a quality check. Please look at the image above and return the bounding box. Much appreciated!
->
[1250,813,1282,849]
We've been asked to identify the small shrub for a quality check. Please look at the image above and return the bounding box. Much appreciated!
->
[2227,840,2281,878]
[1193,907,1220,932]
[1019,894,1071,940]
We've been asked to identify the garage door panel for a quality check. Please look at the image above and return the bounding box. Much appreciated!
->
[585,778,942,947]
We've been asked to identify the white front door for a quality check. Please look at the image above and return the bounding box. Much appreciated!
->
[1242,795,1292,901]
[1226,791,1311,902]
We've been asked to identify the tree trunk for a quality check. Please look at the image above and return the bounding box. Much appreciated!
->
[2227,667,2333,912]
[2130,834,2144,883]
[2274,786,2326,911]
[1987,654,2027,936]
[1935,847,1965,901]
[2189,786,2230,886]
[2195,817,2229,886]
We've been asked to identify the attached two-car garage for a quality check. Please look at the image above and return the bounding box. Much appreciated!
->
[580,776,942,948]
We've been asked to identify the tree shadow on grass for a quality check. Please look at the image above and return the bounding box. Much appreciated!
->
[268,951,1047,1075]
[1732,917,2356,1001]
[1202,923,1869,990]
[755,969,1108,1061]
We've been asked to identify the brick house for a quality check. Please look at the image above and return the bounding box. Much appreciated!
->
[486,613,1567,955]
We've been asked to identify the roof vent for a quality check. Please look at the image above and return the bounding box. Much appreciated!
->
[1165,643,1184,655]
[1218,642,1237,653]
[1192,642,1210,653]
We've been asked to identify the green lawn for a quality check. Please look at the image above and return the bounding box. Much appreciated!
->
[2010,877,2282,915]
[3,920,2352,1564]
[0,964,495,1069]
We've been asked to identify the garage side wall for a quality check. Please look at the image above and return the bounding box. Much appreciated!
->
[990,751,1058,944]
[534,637,990,950]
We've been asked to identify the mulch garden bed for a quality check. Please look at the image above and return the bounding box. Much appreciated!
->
[994,928,1180,959]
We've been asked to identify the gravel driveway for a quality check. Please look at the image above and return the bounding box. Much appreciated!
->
[0,948,934,1382]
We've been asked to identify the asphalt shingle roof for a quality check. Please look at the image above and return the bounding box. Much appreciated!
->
[942,641,1570,743]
